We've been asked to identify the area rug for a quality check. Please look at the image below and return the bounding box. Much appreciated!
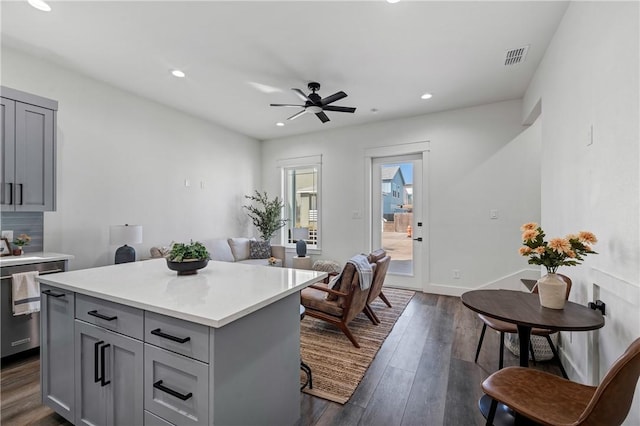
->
[300,288,415,404]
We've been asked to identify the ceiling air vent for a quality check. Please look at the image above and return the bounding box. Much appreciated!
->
[504,45,529,66]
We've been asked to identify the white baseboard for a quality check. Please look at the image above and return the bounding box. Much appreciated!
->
[421,269,541,297]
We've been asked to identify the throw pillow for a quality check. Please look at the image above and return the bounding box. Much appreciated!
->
[228,237,254,261]
[208,239,235,262]
[249,241,271,259]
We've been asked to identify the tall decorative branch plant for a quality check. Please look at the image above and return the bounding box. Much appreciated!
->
[243,191,288,241]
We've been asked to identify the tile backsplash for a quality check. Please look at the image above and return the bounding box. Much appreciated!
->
[0,212,44,252]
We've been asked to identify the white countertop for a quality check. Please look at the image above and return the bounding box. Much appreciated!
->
[37,258,327,328]
[0,252,74,267]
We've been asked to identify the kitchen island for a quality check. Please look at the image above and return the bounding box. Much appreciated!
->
[37,258,326,426]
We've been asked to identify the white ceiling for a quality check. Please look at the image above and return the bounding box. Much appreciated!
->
[1,1,569,140]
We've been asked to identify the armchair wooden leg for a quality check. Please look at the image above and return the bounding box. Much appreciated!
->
[475,323,487,363]
[338,322,361,348]
[363,305,379,325]
[378,292,392,308]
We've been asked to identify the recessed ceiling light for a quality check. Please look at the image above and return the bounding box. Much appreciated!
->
[387,0,401,3]
[28,0,51,12]
[171,69,186,78]
[421,93,433,100]
[276,122,285,127]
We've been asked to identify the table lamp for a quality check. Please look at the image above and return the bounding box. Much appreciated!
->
[292,227,309,257]
[110,224,143,264]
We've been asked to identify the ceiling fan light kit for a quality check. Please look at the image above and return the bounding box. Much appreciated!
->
[270,81,356,123]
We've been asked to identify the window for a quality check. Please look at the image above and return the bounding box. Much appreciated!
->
[278,156,321,249]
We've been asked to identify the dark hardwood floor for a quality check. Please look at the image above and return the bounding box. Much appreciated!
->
[1,293,562,425]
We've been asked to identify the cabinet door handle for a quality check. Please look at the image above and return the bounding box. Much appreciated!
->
[100,343,111,386]
[87,310,117,321]
[150,328,191,344]
[42,289,65,298]
[18,183,23,205]
[153,380,193,401]
[7,183,13,205]
[94,340,104,383]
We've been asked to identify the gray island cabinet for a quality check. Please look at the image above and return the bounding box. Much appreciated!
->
[38,259,326,426]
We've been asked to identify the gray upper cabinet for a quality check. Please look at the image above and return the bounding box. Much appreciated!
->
[1,86,57,212]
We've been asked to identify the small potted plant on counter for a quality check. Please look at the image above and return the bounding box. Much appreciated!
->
[166,240,210,275]
[12,233,31,255]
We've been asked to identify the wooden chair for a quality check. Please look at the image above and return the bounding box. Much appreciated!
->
[300,261,374,348]
[363,249,391,325]
[482,337,640,426]
[474,274,572,378]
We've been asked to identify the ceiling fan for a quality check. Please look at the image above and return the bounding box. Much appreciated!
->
[270,82,356,123]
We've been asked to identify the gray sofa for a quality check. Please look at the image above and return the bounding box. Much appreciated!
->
[205,237,285,267]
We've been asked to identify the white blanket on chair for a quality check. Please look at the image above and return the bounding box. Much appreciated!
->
[347,254,373,291]
[12,271,40,316]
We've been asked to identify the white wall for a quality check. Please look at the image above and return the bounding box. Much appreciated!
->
[262,99,541,291]
[1,47,262,270]
[524,2,639,423]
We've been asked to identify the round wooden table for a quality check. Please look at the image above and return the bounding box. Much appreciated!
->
[461,289,605,426]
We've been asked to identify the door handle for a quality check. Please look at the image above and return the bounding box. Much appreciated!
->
[151,328,191,344]
[100,343,111,386]
[413,237,423,242]
[153,380,193,401]
[17,183,23,205]
[87,310,118,321]
[42,289,65,298]
[94,340,104,383]
[8,183,13,205]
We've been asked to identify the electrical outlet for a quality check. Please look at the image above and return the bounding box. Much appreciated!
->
[1,230,13,242]
[452,269,461,279]
[490,209,498,219]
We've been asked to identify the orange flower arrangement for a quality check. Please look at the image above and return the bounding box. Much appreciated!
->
[519,223,597,273]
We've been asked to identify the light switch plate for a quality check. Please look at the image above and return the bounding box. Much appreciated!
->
[1,230,14,242]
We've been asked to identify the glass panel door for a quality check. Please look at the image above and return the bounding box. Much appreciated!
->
[372,154,423,290]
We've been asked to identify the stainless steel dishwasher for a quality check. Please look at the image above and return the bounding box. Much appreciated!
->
[1,260,67,358]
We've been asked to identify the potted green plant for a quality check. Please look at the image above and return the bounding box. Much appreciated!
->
[243,190,288,241]
[166,240,210,275]
[13,233,31,255]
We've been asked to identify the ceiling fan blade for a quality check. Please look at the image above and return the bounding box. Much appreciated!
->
[270,103,305,108]
[322,105,356,113]
[288,110,307,121]
[320,91,347,106]
[292,88,312,102]
[315,111,330,123]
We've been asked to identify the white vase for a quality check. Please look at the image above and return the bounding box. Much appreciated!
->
[536,273,567,309]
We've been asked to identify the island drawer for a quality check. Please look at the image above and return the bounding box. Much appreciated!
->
[144,410,173,425]
[144,344,209,426]
[76,294,144,340]
[144,311,209,363]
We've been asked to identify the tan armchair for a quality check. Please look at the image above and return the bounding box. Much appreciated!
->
[364,249,392,325]
[300,260,375,348]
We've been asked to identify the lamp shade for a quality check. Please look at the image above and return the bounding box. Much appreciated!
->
[292,227,309,241]
[109,224,143,245]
